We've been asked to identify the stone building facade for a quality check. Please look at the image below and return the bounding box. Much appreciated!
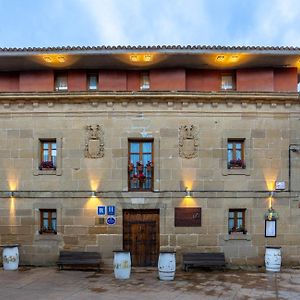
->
[0,46,300,267]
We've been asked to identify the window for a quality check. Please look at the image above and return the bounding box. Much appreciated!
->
[221,73,235,90]
[228,209,246,234]
[227,139,245,169]
[140,72,150,90]
[55,73,68,91]
[87,74,98,90]
[39,140,57,170]
[128,139,153,191]
[39,209,57,234]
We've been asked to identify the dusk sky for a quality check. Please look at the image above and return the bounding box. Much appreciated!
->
[0,0,300,48]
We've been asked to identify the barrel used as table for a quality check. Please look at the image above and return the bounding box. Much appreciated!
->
[1,244,19,271]
[158,251,176,281]
[265,246,281,272]
[113,250,131,279]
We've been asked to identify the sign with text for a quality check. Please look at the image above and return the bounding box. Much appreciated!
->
[107,205,116,215]
[174,207,201,227]
[97,206,106,215]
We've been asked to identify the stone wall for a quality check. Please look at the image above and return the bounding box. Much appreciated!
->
[0,92,300,267]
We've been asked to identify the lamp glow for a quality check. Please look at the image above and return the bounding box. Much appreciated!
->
[185,187,191,197]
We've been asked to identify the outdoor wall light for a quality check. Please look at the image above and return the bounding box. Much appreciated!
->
[91,191,96,198]
[9,191,14,198]
[185,187,191,197]
[269,191,275,197]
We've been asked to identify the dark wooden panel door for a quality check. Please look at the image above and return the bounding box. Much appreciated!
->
[123,209,159,267]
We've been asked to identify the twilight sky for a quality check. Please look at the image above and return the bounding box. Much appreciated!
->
[0,0,300,48]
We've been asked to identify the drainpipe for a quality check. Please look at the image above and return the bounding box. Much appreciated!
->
[288,144,300,191]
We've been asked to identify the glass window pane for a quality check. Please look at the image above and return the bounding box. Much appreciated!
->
[221,75,233,90]
[43,219,48,228]
[228,219,234,230]
[229,212,234,218]
[236,151,242,160]
[130,143,139,153]
[236,143,242,150]
[237,212,243,218]
[88,75,97,90]
[43,212,48,218]
[227,143,233,150]
[237,219,243,228]
[143,154,152,165]
[51,219,57,230]
[142,142,152,153]
[228,150,233,161]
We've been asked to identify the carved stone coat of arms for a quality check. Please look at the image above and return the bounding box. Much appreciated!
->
[84,125,104,158]
[179,125,198,159]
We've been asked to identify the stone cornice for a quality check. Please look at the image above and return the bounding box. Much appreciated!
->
[0,91,299,103]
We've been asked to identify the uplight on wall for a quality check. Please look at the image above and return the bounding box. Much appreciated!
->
[91,191,96,198]
[185,187,191,198]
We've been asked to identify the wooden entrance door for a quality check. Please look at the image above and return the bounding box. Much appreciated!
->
[123,209,159,267]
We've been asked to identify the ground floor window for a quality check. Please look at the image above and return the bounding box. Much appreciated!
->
[228,208,246,234]
[39,209,57,234]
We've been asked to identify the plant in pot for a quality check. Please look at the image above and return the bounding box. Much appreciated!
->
[39,161,56,170]
[228,159,246,169]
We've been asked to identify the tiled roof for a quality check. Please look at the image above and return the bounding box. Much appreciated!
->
[0,45,300,52]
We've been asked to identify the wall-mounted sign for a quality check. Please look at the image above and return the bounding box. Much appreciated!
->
[97,206,106,215]
[106,216,116,225]
[107,205,116,215]
[175,207,201,227]
[265,220,277,237]
[275,181,285,190]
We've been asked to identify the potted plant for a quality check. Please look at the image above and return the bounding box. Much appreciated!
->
[138,173,146,184]
[137,161,144,172]
[132,174,138,184]
[146,161,153,172]
[128,162,134,172]
[228,159,246,169]
[39,161,56,170]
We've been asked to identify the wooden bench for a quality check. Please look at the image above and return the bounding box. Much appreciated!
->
[182,252,226,271]
[57,251,102,271]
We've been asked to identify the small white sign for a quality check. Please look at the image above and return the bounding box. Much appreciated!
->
[275,181,285,190]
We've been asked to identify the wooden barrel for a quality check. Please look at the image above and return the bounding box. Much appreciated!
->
[113,250,131,279]
[2,245,19,271]
[158,251,176,281]
[265,246,281,272]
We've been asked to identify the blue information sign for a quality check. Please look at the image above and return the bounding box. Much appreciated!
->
[107,205,116,215]
[97,206,106,215]
[106,216,116,225]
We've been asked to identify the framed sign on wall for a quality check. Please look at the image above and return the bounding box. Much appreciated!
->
[174,207,201,227]
[265,220,277,237]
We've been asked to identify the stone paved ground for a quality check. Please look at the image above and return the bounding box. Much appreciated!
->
[0,267,300,299]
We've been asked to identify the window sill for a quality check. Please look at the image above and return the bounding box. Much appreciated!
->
[34,233,62,242]
[223,168,250,176]
[34,169,62,176]
[224,233,251,241]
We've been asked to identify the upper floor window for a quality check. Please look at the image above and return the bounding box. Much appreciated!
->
[228,209,246,234]
[140,72,150,90]
[227,139,245,169]
[128,139,153,191]
[55,73,68,91]
[39,209,57,234]
[221,73,235,90]
[39,139,57,170]
[87,74,98,90]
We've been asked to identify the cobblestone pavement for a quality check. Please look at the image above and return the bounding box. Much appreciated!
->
[1,267,300,299]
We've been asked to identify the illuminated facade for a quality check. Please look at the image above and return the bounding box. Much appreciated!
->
[0,45,300,267]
